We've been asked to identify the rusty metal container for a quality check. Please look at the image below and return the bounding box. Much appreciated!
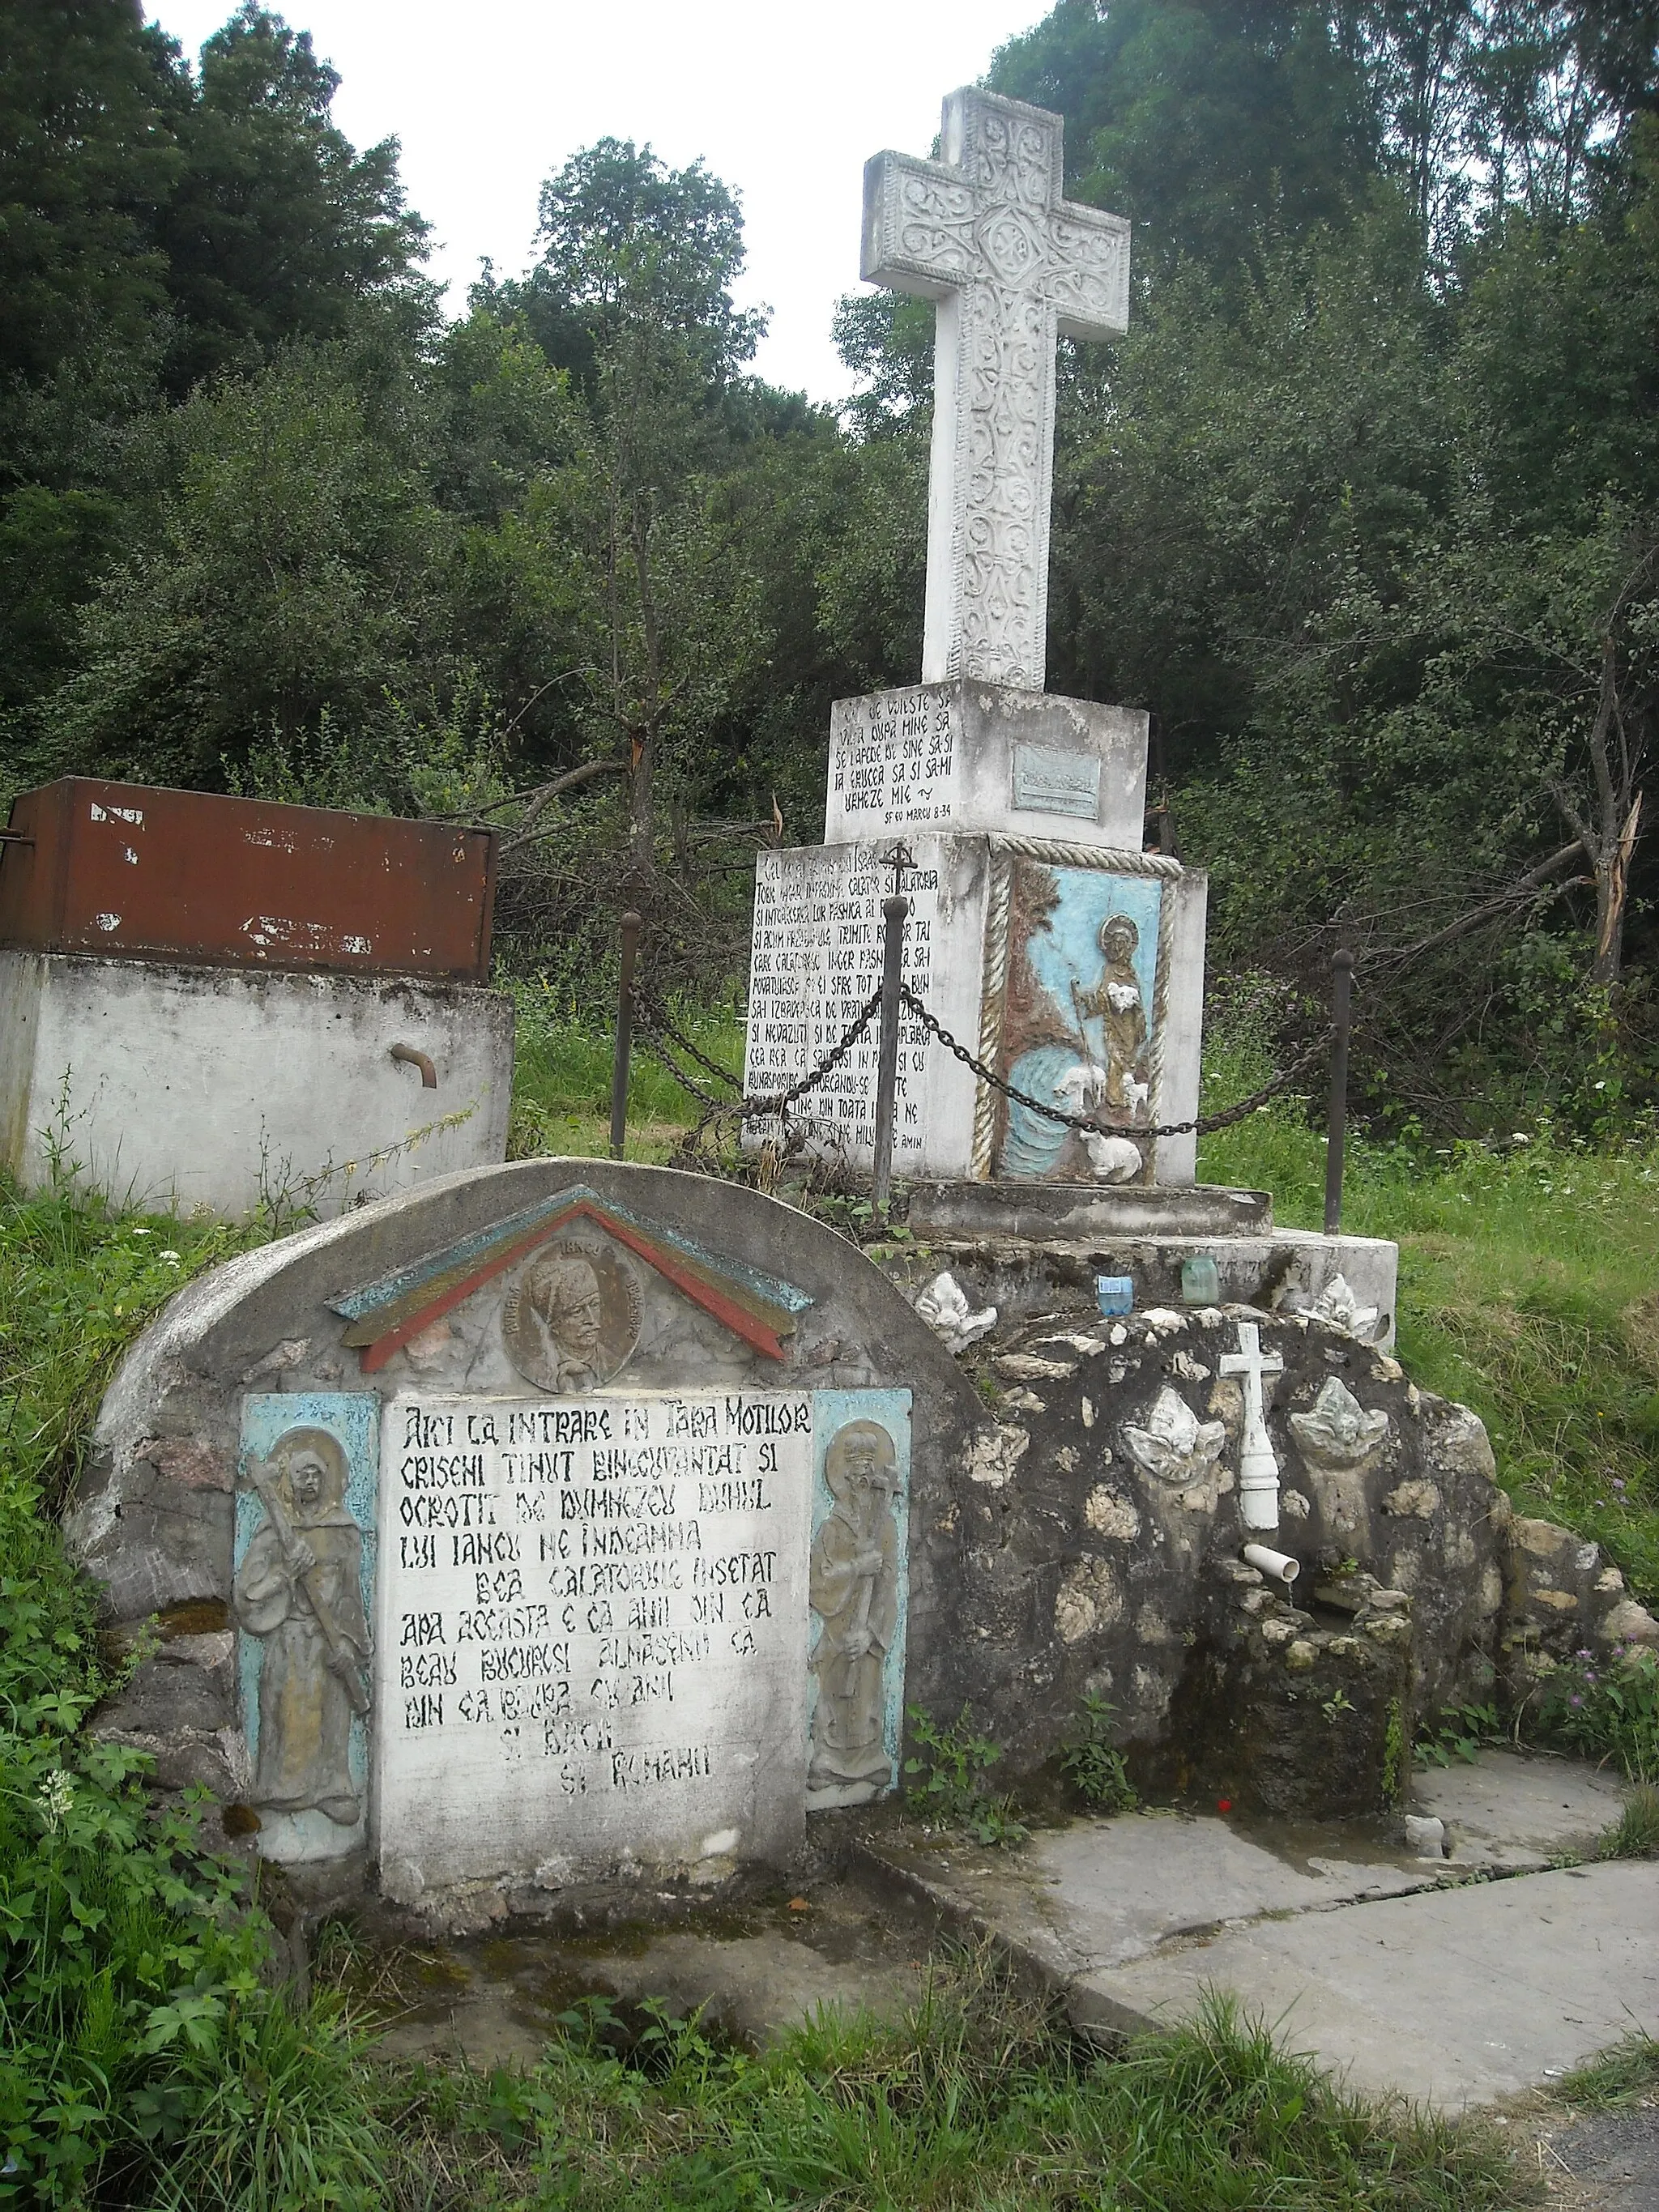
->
[0,779,496,981]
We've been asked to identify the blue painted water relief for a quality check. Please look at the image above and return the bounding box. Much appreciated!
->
[996,861,1164,1183]
[234,1393,380,1862]
[806,1388,912,1808]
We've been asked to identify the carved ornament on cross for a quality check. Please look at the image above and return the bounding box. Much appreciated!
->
[863,88,1130,693]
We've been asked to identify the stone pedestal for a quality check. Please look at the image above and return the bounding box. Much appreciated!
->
[0,950,513,1218]
[745,826,1207,1187]
[825,681,1148,846]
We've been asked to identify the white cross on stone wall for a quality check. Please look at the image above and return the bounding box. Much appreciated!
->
[863,88,1131,693]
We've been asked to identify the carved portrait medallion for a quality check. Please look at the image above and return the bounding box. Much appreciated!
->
[501,1238,642,1392]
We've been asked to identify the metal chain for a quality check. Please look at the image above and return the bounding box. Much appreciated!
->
[634,987,884,1120]
[899,987,1334,1140]
[634,989,745,1096]
[632,975,1328,1144]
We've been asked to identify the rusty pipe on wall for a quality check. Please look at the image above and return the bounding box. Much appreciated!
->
[390,1043,437,1088]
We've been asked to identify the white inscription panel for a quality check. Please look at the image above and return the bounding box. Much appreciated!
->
[375,1391,813,1894]
[744,843,941,1168]
[828,689,958,833]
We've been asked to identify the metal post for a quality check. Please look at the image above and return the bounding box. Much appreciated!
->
[871,892,909,1213]
[1324,949,1354,1234]
[609,909,642,1160]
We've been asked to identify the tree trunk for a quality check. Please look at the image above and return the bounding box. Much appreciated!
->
[1590,794,1642,987]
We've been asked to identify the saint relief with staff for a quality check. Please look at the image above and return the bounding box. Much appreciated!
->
[232,1426,370,1826]
[808,1420,901,1793]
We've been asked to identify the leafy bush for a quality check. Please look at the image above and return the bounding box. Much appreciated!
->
[903,1706,1028,1848]
[0,1175,377,2207]
[1415,1702,1507,1769]
[1536,1644,1659,1781]
[1059,1692,1139,1813]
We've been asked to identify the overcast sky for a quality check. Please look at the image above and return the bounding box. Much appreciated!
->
[147,0,1047,401]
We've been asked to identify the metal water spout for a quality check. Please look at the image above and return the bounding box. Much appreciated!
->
[1219,1321,1286,1531]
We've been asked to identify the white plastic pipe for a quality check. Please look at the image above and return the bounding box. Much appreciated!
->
[1243,1543,1300,1583]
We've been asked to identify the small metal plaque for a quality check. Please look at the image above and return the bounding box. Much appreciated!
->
[1012,744,1102,821]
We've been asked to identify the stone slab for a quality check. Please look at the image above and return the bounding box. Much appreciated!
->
[824,684,1147,847]
[859,1813,1443,1985]
[369,1890,926,2065]
[1072,1863,1659,2107]
[373,1389,816,1901]
[858,1753,1655,2109]
[0,948,512,1218]
[745,839,1206,1187]
[884,1218,1401,1352]
[745,837,987,1179]
[1415,1749,1627,1869]
[903,1180,1273,1241]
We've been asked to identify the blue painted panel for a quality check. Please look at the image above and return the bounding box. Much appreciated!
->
[235,1394,380,1811]
[1024,867,1163,1043]
[807,1388,912,1802]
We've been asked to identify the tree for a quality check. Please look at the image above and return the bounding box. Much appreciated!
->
[32,343,454,791]
[156,4,433,394]
[990,0,1380,278]
[0,0,183,400]
[485,143,770,886]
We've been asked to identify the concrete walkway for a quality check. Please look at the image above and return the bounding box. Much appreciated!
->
[859,1750,1657,2108]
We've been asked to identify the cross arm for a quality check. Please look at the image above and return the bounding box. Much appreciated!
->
[1041,199,1132,343]
[862,149,978,300]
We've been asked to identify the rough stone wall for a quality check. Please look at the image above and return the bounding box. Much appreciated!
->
[893,1301,1512,1813]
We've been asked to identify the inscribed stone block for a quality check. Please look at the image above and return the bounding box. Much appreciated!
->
[823,683,1148,848]
[373,1389,814,1896]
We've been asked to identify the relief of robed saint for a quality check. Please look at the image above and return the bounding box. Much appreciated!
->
[233,1426,371,1826]
[808,1419,902,1792]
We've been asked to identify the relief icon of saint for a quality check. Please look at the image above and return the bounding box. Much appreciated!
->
[233,1428,370,1826]
[809,1420,900,1792]
[1000,897,1153,1182]
[1072,913,1150,1113]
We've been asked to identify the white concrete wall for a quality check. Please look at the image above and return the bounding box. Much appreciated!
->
[0,951,513,1219]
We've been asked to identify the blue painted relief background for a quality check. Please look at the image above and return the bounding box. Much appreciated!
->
[998,864,1164,1181]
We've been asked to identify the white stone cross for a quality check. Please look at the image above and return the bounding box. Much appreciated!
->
[863,88,1131,693]
[1219,1321,1286,1531]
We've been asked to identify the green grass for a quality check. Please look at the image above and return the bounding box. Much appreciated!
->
[1555,2027,1659,2108]
[1594,1780,1659,1858]
[343,1963,1520,2212]
[507,983,744,1164]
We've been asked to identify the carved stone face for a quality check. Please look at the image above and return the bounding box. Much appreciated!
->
[826,1421,897,1503]
[1099,913,1139,965]
[287,1451,326,1509]
[501,1238,642,1392]
[534,1257,603,1355]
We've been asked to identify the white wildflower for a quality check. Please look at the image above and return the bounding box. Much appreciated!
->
[36,1771,74,1832]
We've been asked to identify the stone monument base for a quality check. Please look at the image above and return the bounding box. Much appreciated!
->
[887,1180,1400,1351]
[903,1178,1272,1241]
